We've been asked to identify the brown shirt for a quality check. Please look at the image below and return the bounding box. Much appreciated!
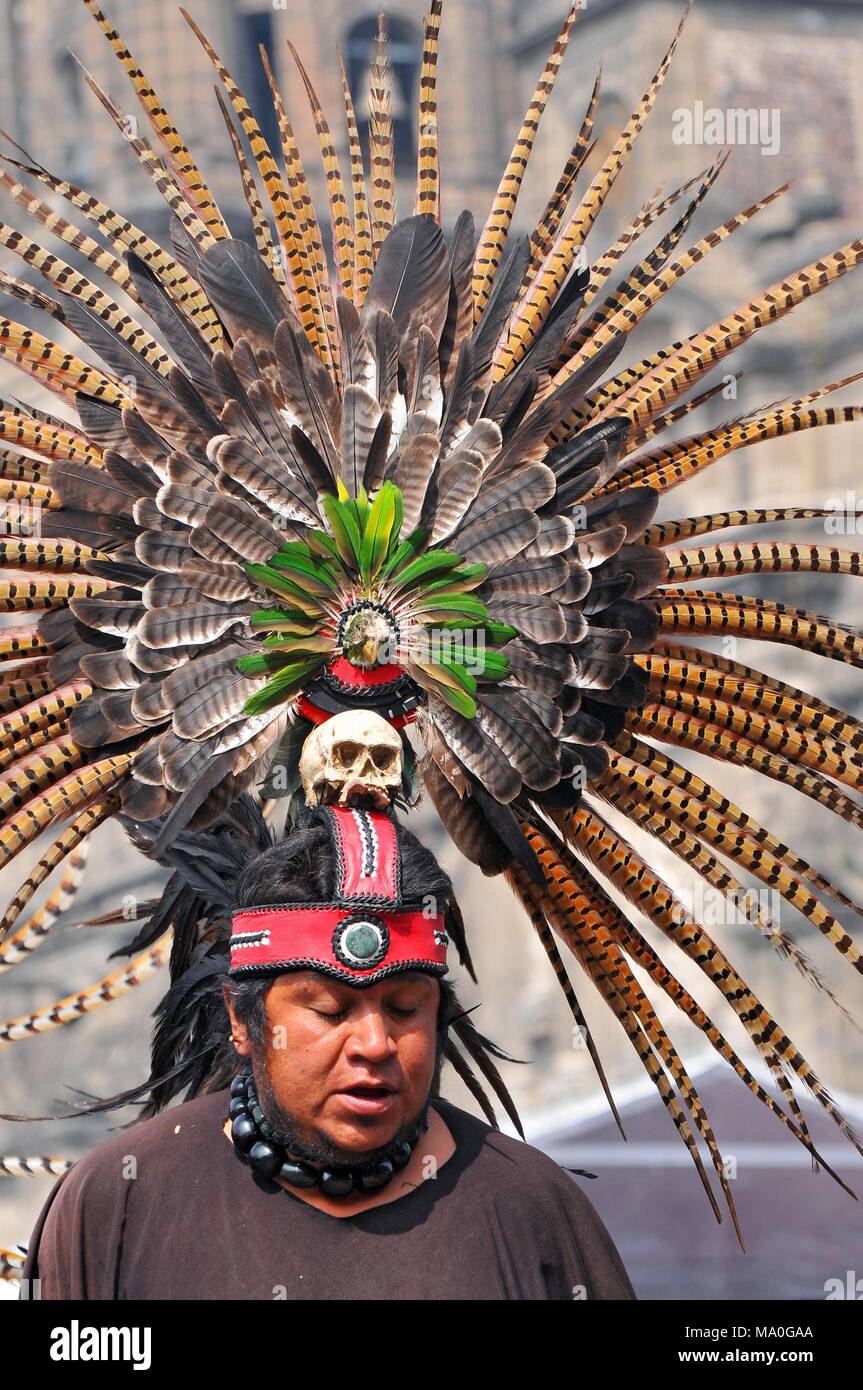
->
[22,1089,635,1301]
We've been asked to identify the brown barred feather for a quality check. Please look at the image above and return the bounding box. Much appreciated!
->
[651,638,863,730]
[0,754,132,870]
[82,0,229,238]
[512,828,732,1234]
[0,840,90,973]
[633,652,863,752]
[213,88,287,298]
[76,61,216,252]
[651,589,863,667]
[288,43,355,310]
[337,49,375,304]
[415,0,443,222]
[0,171,139,306]
[501,2,692,373]
[594,760,863,982]
[0,317,126,404]
[0,412,104,468]
[473,2,580,318]
[0,797,117,942]
[576,167,712,324]
[0,148,221,345]
[522,66,601,290]
[506,874,626,1137]
[604,404,863,496]
[367,15,396,252]
[626,702,863,831]
[560,801,821,1146]
[256,43,335,366]
[641,507,850,547]
[0,1154,73,1177]
[0,931,170,1046]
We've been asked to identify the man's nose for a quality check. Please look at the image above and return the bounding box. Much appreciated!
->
[344,1007,397,1060]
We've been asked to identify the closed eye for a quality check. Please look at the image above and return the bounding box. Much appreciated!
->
[313,1004,418,1021]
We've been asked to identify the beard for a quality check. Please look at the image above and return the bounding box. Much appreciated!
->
[251,1055,432,1175]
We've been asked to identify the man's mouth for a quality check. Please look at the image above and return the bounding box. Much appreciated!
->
[338,1084,396,1098]
[333,1082,399,1115]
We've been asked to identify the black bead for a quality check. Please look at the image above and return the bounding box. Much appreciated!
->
[391,1139,413,1168]
[228,1097,247,1119]
[249,1141,282,1179]
[258,1118,274,1139]
[251,1170,282,1196]
[230,1075,247,1099]
[251,1104,265,1127]
[278,1161,318,1190]
[231,1114,256,1155]
[319,1169,355,1198]
[357,1159,394,1191]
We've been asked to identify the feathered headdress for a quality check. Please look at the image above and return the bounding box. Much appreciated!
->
[0,0,861,1252]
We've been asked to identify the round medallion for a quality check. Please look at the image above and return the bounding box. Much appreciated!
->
[332,914,390,970]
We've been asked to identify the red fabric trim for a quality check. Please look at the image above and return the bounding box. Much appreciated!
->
[327,656,404,687]
[229,905,447,979]
[296,694,330,725]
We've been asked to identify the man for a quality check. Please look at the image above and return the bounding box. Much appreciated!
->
[23,807,635,1301]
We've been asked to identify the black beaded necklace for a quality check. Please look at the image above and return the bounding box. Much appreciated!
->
[228,1066,420,1198]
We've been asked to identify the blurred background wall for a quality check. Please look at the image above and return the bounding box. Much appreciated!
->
[0,0,861,1298]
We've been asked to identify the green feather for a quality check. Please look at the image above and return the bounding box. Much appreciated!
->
[388,548,463,595]
[428,618,517,646]
[431,658,477,695]
[440,686,477,717]
[321,494,362,568]
[242,657,322,716]
[307,529,345,567]
[270,553,342,596]
[236,650,297,676]
[414,592,488,620]
[381,526,429,578]
[420,672,477,719]
[483,620,519,644]
[354,484,371,529]
[360,480,398,583]
[245,564,324,614]
[475,649,510,680]
[250,607,321,633]
[260,633,334,655]
[419,564,488,597]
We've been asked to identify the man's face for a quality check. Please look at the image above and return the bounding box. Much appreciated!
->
[235,970,441,1156]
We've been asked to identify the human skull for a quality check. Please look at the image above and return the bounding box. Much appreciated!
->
[299,710,403,809]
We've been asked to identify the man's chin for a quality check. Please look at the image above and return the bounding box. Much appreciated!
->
[255,1073,429,1170]
[318,1104,407,1160]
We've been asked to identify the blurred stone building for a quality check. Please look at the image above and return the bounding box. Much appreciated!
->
[0,0,861,1257]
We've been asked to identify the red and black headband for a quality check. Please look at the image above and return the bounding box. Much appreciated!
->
[229,807,449,985]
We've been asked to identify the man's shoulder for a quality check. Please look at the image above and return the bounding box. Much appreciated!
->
[57,1088,230,1198]
[434,1098,636,1299]
[435,1097,588,1204]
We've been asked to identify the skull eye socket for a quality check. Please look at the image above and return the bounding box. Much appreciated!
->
[372,746,399,773]
[332,741,361,769]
